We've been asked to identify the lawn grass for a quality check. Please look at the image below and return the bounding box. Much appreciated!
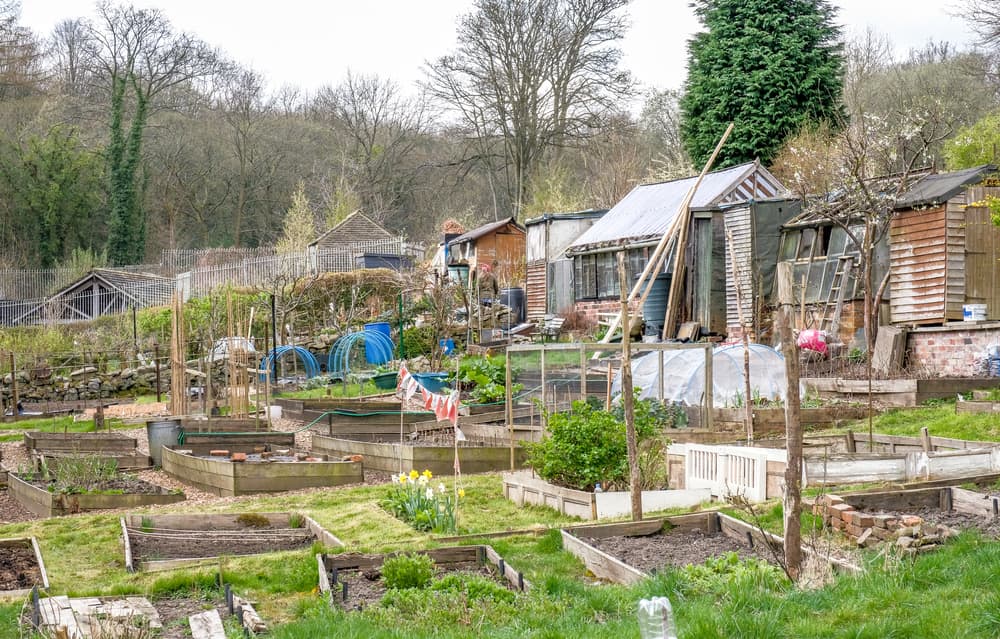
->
[5,399,1000,637]
[822,398,1000,443]
[0,415,135,442]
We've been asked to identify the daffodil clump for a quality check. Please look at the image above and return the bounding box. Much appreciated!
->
[382,469,462,533]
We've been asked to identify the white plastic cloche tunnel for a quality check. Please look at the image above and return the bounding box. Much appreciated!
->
[611,343,790,407]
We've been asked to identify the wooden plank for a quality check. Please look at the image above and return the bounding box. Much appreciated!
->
[121,517,134,572]
[189,610,226,639]
[950,486,999,518]
[303,514,345,549]
[484,546,532,591]
[559,529,647,585]
[872,326,906,375]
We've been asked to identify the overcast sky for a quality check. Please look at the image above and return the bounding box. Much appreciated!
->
[20,0,977,99]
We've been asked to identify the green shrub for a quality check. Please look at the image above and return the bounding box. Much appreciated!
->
[679,552,789,599]
[525,395,673,491]
[401,326,437,358]
[454,355,522,404]
[382,553,435,590]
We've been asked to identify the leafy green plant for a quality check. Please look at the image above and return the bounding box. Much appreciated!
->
[382,470,461,533]
[46,455,119,493]
[288,512,305,529]
[525,395,673,491]
[401,326,437,358]
[431,573,516,603]
[454,355,521,404]
[679,552,789,599]
[382,553,435,590]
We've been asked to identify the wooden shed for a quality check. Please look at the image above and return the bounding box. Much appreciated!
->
[307,211,415,274]
[5,268,173,326]
[524,210,606,321]
[889,165,998,325]
[447,217,526,285]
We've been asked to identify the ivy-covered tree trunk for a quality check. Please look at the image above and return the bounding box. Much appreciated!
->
[106,76,149,266]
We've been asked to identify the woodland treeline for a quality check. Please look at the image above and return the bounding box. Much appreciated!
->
[1,0,1000,270]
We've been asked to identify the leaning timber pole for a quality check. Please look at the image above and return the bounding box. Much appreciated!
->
[619,253,641,521]
[777,266,803,580]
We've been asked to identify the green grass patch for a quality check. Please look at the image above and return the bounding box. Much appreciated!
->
[838,399,1000,442]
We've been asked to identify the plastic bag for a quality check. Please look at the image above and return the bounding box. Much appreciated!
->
[638,596,677,639]
[796,329,828,356]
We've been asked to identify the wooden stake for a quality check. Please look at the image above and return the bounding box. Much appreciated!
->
[725,226,754,444]
[8,351,17,424]
[506,350,514,471]
[619,253,641,521]
[778,284,803,580]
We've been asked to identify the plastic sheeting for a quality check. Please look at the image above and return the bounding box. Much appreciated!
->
[612,344,789,407]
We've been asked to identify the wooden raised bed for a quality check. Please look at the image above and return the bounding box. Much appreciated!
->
[178,418,273,432]
[802,377,1000,407]
[8,474,185,518]
[560,512,859,585]
[24,432,150,470]
[502,470,712,520]
[0,537,49,600]
[122,511,342,572]
[317,544,530,599]
[161,447,362,496]
[957,398,1000,414]
[681,406,869,432]
[175,431,296,456]
[312,434,528,476]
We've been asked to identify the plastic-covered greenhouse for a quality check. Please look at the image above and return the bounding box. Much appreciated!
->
[613,343,789,407]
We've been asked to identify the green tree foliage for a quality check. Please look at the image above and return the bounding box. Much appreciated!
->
[275,182,316,253]
[945,111,1000,169]
[680,0,844,168]
[3,127,103,268]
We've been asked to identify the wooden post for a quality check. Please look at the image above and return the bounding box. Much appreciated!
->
[579,344,587,401]
[845,429,856,453]
[605,362,613,410]
[658,350,664,402]
[619,253,641,521]
[703,345,713,430]
[778,269,803,580]
[920,426,932,453]
[540,346,547,431]
[726,226,754,444]
[154,343,162,403]
[506,350,514,471]
[9,351,18,423]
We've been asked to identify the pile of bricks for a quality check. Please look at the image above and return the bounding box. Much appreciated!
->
[815,494,958,553]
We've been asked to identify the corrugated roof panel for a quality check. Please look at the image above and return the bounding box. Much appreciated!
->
[895,164,994,209]
[568,162,785,252]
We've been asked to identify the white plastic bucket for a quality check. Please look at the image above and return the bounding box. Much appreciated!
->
[964,304,987,321]
[267,405,282,420]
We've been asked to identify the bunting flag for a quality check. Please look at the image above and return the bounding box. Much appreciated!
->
[399,367,464,428]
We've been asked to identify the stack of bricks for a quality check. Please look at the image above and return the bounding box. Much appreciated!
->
[815,494,958,553]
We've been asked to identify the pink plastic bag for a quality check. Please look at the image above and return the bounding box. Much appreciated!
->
[797,329,828,356]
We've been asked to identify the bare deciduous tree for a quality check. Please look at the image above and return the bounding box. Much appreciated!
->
[87,1,221,265]
[314,72,430,223]
[424,0,634,219]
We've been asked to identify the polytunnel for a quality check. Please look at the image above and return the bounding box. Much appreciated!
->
[612,343,789,407]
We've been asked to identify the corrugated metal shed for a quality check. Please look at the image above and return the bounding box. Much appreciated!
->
[567,161,785,253]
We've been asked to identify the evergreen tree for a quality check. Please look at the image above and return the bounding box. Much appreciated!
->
[680,0,844,168]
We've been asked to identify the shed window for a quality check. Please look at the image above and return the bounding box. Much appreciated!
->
[797,228,816,259]
[574,250,646,300]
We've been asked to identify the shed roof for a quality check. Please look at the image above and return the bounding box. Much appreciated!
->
[524,209,608,226]
[309,211,394,247]
[448,217,525,246]
[567,161,785,252]
[895,164,996,209]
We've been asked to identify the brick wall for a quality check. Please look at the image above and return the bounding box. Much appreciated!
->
[573,299,641,324]
[907,323,1000,376]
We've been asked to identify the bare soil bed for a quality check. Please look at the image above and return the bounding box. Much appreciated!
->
[130,526,314,562]
[20,475,168,495]
[580,528,776,574]
[0,544,42,591]
[331,564,509,611]
[0,490,37,524]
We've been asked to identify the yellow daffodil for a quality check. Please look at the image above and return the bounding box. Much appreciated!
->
[457,488,465,498]
[398,474,407,484]
[422,469,433,479]
[409,469,419,480]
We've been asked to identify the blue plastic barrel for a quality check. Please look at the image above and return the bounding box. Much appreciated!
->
[364,322,393,364]
[439,338,455,355]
